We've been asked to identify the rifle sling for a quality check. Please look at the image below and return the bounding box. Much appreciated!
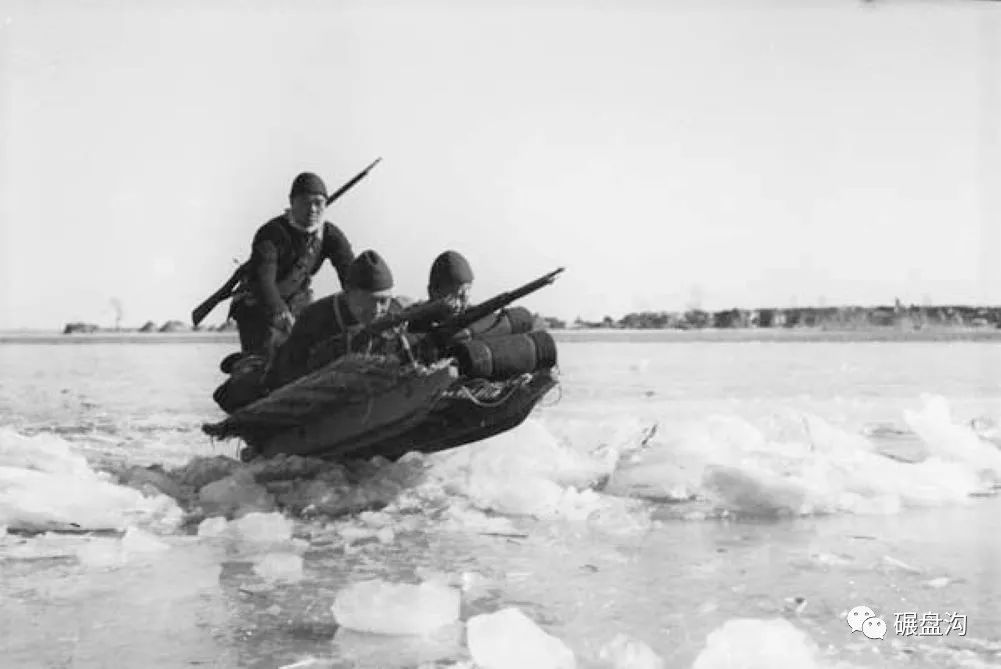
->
[235,227,325,307]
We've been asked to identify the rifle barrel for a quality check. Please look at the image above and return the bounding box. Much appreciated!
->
[326,157,382,205]
[430,267,565,340]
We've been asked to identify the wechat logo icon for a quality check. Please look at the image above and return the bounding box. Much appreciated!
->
[847,605,886,640]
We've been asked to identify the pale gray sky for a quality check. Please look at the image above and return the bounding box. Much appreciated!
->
[1,0,999,329]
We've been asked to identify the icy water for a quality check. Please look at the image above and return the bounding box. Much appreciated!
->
[2,338,1001,668]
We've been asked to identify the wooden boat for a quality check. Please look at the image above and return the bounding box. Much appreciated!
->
[202,330,558,462]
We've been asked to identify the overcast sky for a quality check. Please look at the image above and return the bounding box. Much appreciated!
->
[1,0,1000,329]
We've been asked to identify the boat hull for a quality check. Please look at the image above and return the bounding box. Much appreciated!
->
[320,370,557,461]
[202,354,556,461]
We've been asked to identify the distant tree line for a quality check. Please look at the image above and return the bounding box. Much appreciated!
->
[63,302,1001,335]
[63,320,238,334]
[541,303,1001,331]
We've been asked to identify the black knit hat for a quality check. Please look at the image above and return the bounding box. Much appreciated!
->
[429,250,474,291]
[347,250,394,292]
[289,172,328,199]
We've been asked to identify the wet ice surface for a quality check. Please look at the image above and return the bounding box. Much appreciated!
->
[1,340,1001,668]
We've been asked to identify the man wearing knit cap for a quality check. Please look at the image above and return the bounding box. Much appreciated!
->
[229,172,356,357]
[401,250,476,333]
[429,250,475,313]
[265,250,401,388]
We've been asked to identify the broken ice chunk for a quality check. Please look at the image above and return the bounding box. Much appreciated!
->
[331,579,460,636]
[691,618,827,669]
[466,607,576,669]
[230,512,294,544]
[253,552,304,583]
[198,471,275,518]
[196,516,229,538]
[597,632,664,669]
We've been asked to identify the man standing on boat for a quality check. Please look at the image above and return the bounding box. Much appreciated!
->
[264,249,402,388]
[229,172,356,357]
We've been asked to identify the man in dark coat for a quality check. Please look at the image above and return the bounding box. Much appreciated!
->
[229,172,355,356]
[264,250,403,389]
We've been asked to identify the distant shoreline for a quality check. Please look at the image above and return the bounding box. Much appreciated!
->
[3,326,1001,345]
[0,331,240,345]
[550,327,1001,343]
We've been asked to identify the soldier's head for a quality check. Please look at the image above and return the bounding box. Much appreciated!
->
[345,250,395,324]
[428,250,474,314]
[288,172,328,231]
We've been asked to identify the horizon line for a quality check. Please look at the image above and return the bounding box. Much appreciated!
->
[2,300,996,334]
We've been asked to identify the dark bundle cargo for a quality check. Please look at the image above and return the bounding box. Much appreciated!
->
[452,306,538,342]
[453,331,557,380]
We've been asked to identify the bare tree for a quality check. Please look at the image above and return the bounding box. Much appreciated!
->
[110,298,124,331]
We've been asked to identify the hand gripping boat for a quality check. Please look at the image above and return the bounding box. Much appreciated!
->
[201,269,564,462]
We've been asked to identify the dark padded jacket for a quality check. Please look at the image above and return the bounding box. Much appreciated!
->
[238,215,354,317]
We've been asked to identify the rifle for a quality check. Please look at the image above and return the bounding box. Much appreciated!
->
[306,298,455,371]
[190,157,383,327]
[324,157,381,206]
[347,299,453,349]
[425,267,565,350]
[305,268,565,372]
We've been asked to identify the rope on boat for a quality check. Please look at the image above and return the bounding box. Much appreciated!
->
[455,385,515,408]
[454,377,528,408]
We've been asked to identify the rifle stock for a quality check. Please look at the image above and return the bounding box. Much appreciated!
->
[190,158,382,327]
[191,263,249,327]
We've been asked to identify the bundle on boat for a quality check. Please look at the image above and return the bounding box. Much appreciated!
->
[453,328,557,380]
